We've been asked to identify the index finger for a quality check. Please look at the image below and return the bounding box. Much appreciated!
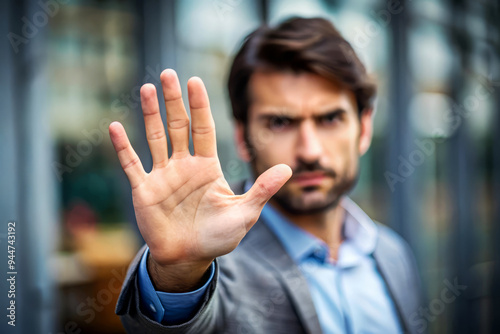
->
[109,121,146,189]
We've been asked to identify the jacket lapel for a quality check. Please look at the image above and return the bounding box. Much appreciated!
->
[232,180,322,333]
[243,220,323,334]
[372,232,412,333]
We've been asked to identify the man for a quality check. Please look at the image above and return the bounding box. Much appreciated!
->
[111,17,423,333]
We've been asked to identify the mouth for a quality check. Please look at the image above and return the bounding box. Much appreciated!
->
[292,171,327,188]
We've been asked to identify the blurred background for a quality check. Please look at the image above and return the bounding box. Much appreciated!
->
[0,0,499,333]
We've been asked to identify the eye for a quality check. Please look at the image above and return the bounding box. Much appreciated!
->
[268,116,292,131]
[319,112,342,126]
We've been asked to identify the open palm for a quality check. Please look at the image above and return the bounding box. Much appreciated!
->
[109,69,291,272]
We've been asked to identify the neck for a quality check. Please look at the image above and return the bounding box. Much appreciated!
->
[271,198,345,261]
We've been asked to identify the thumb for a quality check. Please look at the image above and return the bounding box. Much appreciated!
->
[244,164,292,210]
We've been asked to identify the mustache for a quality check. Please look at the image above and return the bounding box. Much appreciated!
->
[292,160,336,178]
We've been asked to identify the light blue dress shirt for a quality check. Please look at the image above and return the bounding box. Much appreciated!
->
[260,198,403,333]
[138,195,403,333]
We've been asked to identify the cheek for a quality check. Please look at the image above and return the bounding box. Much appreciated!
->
[320,129,359,166]
[341,137,361,173]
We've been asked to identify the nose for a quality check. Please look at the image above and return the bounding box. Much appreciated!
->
[296,120,323,163]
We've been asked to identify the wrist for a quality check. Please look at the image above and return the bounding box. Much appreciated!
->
[147,253,213,293]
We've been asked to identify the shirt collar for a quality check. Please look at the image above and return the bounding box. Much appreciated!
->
[337,197,378,267]
[341,197,378,252]
[261,203,324,263]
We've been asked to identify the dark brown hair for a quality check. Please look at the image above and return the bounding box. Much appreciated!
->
[227,17,376,123]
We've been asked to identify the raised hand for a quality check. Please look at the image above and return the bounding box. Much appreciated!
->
[109,70,291,292]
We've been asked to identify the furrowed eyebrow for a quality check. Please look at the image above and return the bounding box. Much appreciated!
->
[255,107,347,122]
[257,113,300,122]
[314,108,346,119]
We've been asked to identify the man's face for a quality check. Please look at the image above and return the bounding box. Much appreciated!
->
[236,71,373,215]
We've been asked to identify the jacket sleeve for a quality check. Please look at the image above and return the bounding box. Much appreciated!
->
[115,245,220,334]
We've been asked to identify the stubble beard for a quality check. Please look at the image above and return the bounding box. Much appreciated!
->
[271,167,359,215]
[250,157,360,216]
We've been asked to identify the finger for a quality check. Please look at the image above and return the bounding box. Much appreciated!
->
[109,121,146,189]
[188,77,216,157]
[141,84,168,168]
[243,164,292,211]
[160,69,190,156]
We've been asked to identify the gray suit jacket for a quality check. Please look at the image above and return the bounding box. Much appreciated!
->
[116,182,423,333]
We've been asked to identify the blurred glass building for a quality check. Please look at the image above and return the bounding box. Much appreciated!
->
[0,0,499,333]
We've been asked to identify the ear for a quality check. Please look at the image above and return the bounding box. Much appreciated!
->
[234,121,252,162]
[358,108,374,156]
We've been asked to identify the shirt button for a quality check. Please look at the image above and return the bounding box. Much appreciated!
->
[149,303,156,313]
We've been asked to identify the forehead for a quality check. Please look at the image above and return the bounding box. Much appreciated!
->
[248,71,358,118]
